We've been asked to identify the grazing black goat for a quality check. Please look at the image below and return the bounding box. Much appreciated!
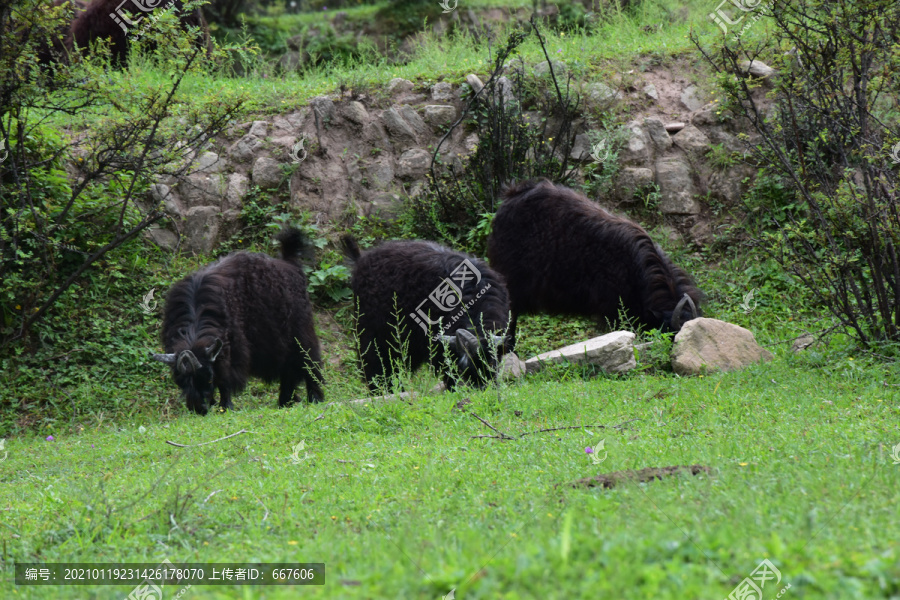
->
[487,179,702,348]
[343,237,510,392]
[151,228,324,414]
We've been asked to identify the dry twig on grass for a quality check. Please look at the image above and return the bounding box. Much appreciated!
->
[165,428,251,448]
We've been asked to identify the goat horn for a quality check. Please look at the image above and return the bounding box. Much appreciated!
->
[685,294,699,319]
[151,352,176,365]
[671,294,689,331]
[456,329,480,354]
[177,350,201,374]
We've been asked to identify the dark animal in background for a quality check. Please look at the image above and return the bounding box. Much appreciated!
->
[151,228,324,415]
[35,0,88,67]
[343,237,511,392]
[66,0,211,67]
[487,179,702,349]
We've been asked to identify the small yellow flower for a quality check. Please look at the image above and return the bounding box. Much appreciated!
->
[331,516,337,520]
[739,462,748,466]
[15,305,20,310]
[288,540,298,545]
[547,513,553,517]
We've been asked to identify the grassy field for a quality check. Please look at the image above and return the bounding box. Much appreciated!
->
[2,345,899,599]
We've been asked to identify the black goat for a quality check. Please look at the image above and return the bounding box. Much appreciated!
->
[343,237,510,392]
[487,179,702,348]
[151,229,324,414]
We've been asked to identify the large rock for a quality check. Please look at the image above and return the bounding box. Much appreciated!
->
[671,318,773,375]
[195,151,225,174]
[252,157,284,190]
[424,105,456,127]
[228,135,263,163]
[585,82,620,108]
[738,60,776,83]
[387,78,414,95]
[525,331,636,374]
[397,148,432,179]
[499,352,527,381]
[615,167,654,202]
[680,85,706,111]
[533,60,567,78]
[179,173,226,209]
[382,107,417,145]
[655,156,700,214]
[466,74,484,94]
[431,82,454,102]
[344,101,368,126]
[620,120,651,166]
[248,120,268,137]
[644,118,673,152]
[224,173,249,211]
[310,96,334,123]
[569,133,593,162]
[672,125,711,159]
[183,206,220,255]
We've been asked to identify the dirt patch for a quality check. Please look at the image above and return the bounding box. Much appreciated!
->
[565,464,713,489]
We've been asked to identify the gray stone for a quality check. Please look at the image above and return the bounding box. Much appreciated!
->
[195,151,225,174]
[224,173,249,211]
[499,352,527,381]
[738,59,776,81]
[585,82,620,108]
[672,318,773,375]
[228,135,263,162]
[149,183,172,205]
[368,160,394,190]
[310,96,334,123]
[655,156,700,214]
[496,76,517,108]
[183,206,220,255]
[387,78,414,95]
[431,82,454,102]
[464,134,479,153]
[533,60,567,78]
[179,173,226,209]
[466,73,484,94]
[643,83,659,100]
[344,101,368,126]
[146,227,178,252]
[252,157,284,190]
[570,133,592,162]
[689,220,713,247]
[615,167,655,202]
[525,331,636,374]
[424,105,456,127]
[672,124,711,158]
[382,107,417,143]
[248,120,268,138]
[368,192,402,219]
[665,122,686,134]
[620,120,651,166]
[397,149,432,179]
[398,105,426,135]
[644,118,673,152]
[680,85,706,112]
[792,334,815,353]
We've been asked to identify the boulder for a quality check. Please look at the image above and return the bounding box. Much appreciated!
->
[643,83,659,100]
[672,124,711,159]
[738,60,776,82]
[310,96,334,123]
[248,120,268,137]
[585,82,621,108]
[466,73,484,94]
[228,135,263,163]
[382,107,417,144]
[252,157,284,190]
[387,78,414,95]
[344,101,368,126]
[665,122,686,134]
[397,148,432,179]
[680,85,706,112]
[644,118,673,152]
[183,206,220,255]
[224,173,249,211]
[179,173,226,209]
[424,105,456,127]
[533,60,567,78]
[615,167,655,202]
[655,156,700,214]
[570,133,593,162]
[525,331,636,374]
[431,82,454,102]
[620,120,651,166]
[398,104,426,135]
[367,160,394,190]
[671,318,774,375]
[145,227,178,251]
[195,151,225,174]
[499,352,527,380]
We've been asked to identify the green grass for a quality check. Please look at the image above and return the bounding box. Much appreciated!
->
[2,350,899,598]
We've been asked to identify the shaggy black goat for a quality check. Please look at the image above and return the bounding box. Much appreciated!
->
[151,229,324,414]
[487,179,702,348]
[343,237,510,392]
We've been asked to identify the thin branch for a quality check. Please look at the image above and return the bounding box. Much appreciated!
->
[165,429,251,448]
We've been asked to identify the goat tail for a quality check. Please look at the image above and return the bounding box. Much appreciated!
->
[340,234,362,262]
[276,227,312,263]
